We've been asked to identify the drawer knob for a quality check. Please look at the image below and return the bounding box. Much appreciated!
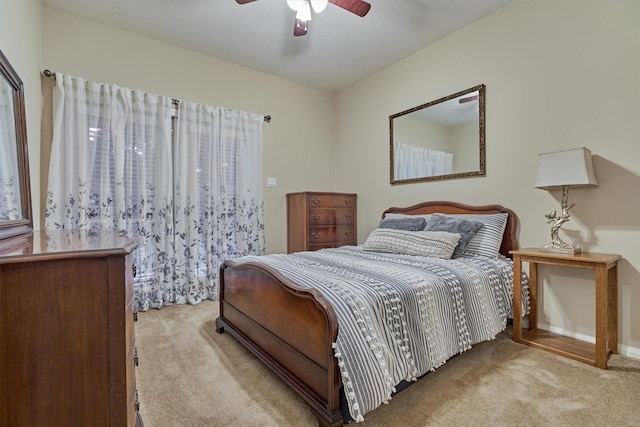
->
[312,215,320,220]
[312,233,321,239]
[344,200,352,205]
[345,231,353,237]
[345,214,352,220]
[312,199,320,205]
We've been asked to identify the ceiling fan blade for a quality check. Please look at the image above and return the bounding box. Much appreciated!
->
[328,0,371,17]
[293,18,308,36]
[235,0,256,4]
[459,95,479,104]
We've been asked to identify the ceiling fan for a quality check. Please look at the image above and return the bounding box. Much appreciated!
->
[459,95,479,104]
[235,0,372,36]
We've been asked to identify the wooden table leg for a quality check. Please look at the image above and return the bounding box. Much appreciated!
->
[528,262,538,330]
[513,255,522,341]
[608,265,618,355]
[595,264,608,369]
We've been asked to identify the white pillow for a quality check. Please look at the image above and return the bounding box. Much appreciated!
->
[362,228,460,259]
[445,213,508,258]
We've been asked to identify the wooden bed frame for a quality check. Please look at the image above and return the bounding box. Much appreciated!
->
[215,201,519,427]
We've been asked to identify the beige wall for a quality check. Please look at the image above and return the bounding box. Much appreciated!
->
[41,6,336,254]
[6,0,640,357]
[335,0,640,357]
[1,0,42,226]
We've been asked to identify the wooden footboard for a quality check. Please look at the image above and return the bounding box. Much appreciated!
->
[215,201,519,426]
[215,259,343,427]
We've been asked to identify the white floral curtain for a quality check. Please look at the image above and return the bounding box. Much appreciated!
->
[394,142,453,179]
[46,74,265,310]
[170,101,265,306]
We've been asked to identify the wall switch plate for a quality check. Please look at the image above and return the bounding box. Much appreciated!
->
[267,177,277,188]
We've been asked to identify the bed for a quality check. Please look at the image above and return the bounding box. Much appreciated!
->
[215,201,521,427]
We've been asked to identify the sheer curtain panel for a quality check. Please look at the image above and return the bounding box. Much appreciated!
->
[394,142,453,179]
[173,101,265,305]
[46,74,265,310]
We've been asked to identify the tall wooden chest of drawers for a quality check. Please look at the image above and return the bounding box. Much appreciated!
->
[0,230,141,426]
[287,192,357,253]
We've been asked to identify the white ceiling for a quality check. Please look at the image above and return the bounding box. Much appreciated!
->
[42,0,516,92]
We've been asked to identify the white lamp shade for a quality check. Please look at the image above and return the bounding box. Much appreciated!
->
[534,147,598,189]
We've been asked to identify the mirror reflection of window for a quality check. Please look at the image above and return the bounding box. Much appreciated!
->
[0,49,32,240]
[393,142,453,179]
[390,84,485,185]
[0,75,22,220]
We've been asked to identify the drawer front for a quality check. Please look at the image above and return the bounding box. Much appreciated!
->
[308,225,355,244]
[309,208,355,226]
[307,194,356,208]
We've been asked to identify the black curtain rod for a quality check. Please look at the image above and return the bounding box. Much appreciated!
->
[42,69,271,123]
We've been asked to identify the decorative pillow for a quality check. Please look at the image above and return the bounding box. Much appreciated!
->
[424,213,483,258]
[382,213,432,226]
[378,216,427,232]
[362,228,460,259]
[446,213,509,259]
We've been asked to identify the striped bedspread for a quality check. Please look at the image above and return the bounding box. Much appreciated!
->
[234,246,524,422]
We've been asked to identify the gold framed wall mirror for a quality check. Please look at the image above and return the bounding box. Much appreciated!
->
[389,84,486,185]
[0,49,33,240]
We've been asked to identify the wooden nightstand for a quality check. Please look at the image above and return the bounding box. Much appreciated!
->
[510,248,621,369]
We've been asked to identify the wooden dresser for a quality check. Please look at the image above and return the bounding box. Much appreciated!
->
[0,229,141,426]
[287,192,357,253]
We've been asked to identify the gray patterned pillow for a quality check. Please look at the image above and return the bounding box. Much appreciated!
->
[383,213,432,224]
[362,228,460,259]
[378,216,427,232]
[424,213,483,258]
[431,213,508,259]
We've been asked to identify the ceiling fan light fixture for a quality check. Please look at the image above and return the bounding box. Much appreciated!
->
[310,0,328,13]
[288,0,325,20]
[296,2,312,21]
[295,18,308,32]
[287,0,305,12]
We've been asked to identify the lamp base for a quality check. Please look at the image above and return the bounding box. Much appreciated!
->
[541,185,582,255]
[539,244,582,255]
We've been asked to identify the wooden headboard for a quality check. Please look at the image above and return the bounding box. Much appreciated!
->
[382,200,519,258]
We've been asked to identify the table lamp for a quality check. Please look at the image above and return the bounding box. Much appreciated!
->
[534,147,598,254]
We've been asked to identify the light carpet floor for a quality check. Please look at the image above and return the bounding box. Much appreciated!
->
[135,300,640,427]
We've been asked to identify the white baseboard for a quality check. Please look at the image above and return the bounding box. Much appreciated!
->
[619,344,640,360]
[539,323,640,360]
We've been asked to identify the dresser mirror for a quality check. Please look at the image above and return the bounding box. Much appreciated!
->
[0,50,33,240]
[390,84,486,185]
